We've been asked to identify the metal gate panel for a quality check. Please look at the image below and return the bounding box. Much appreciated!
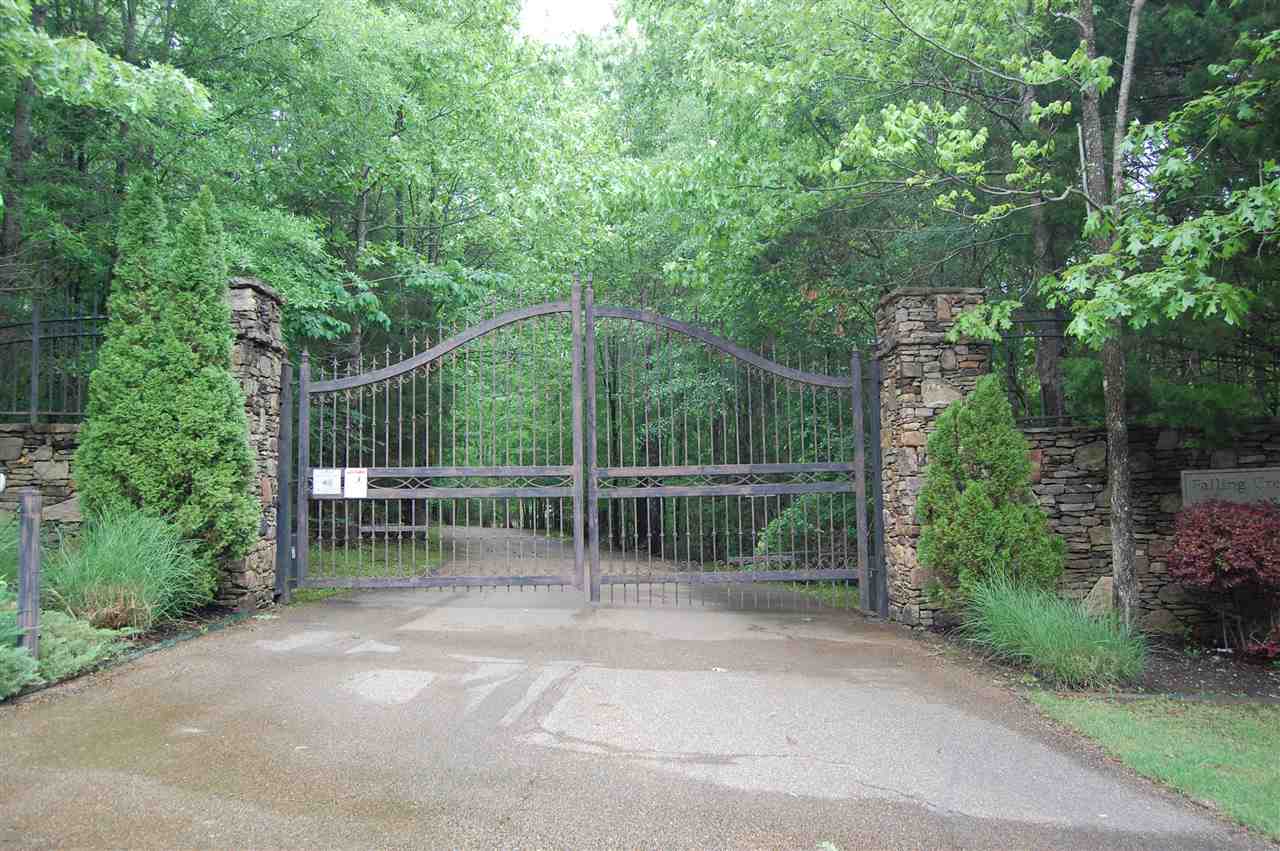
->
[284,279,887,612]
[295,297,583,591]
[584,289,873,609]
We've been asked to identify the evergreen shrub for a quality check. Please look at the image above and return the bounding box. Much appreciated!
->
[917,374,1065,605]
[75,182,258,574]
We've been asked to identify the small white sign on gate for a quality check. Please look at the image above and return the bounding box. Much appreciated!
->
[344,467,369,499]
[312,468,342,496]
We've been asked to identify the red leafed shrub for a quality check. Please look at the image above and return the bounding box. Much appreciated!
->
[1169,500,1280,593]
[1168,500,1280,652]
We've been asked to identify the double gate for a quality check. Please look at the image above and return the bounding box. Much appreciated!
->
[277,280,887,613]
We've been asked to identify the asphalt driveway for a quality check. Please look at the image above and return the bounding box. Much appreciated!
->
[0,590,1267,849]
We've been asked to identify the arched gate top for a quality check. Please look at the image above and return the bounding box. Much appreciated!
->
[307,291,854,393]
[593,306,854,388]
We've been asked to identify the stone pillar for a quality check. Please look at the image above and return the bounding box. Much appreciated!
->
[221,277,286,609]
[876,288,989,626]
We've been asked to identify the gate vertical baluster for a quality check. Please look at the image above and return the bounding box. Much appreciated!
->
[276,363,294,601]
[695,340,707,606]
[835,358,849,608]
[570,276,586,597]
[745,353,759,608]
[584,280,600,600]
[868,353,888,616]
[29,299,39,424]
[332,364,341,579]
[341,359,351,580]
[410,338,419,576]
[384,348,391,577]
[561,315,569,586]
[853,351,870,612]
[488,317,498,584]
[681,335,692,604]
[314,364,323,580]
[295,351,310,587]
[825,351,838,606]
[396,346,404,575]
[771,347,783,602]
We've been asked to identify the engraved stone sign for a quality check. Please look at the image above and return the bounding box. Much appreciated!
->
[312,468,341,496]
[1181,467,1280,507]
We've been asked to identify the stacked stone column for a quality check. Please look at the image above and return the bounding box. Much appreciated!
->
[221,277,286,609]
[875,288,989,626]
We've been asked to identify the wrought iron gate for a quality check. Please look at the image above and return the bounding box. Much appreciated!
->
[280,279,887,612]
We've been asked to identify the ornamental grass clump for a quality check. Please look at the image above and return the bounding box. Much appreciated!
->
[44,510,211,630]
[75,182,258,571]
[916,374,1065,605]
[963,575,1147,689]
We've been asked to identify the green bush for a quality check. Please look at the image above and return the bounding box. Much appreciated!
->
[44,510,213,630]
[33,611,123,683]
[75,182,259,567]
[0,643,38,700]
[916,374,1064,605]
[1,583,37,699]
[0,514,16,588]
[1,581,124,700]
[963,576,1147,689]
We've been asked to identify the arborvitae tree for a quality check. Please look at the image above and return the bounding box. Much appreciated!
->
[76,183,259,577]
[916,375,1065,606]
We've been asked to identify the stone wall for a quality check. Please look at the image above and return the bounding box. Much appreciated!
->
[0,277,286,611]
[1025,422,1280,633]
[0,424,82,523]
[875,288,990,626]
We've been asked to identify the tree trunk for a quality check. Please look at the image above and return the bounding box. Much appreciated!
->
[1,4,48,274]
[1079,0,1145,629]
[1102,332,1137,626]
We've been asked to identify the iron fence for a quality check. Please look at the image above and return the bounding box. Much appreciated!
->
[0,303,105,422]
[999,313,1280,427]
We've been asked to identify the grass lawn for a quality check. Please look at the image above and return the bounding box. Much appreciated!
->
[783,580,860,609]
[307,531,445,582]
[1031,693,1280,840]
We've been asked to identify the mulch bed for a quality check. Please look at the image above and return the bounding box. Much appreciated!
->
[122,603,245,651]
[921,626,1280,701]
[1130,637,1280,701]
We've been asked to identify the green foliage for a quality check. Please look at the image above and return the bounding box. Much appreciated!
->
[0,514,17,588]
[1045,29,1280,348]
[917,375,1064,602]
[31,610,122,683]
[963,576,1147,689]
[1,583,122,699]
[76,182,259,567]
[0,642,38,700]
[45,510,213,630]
[0,0,208,117]
[1062,357,1267,443]
[0,582,31,699]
